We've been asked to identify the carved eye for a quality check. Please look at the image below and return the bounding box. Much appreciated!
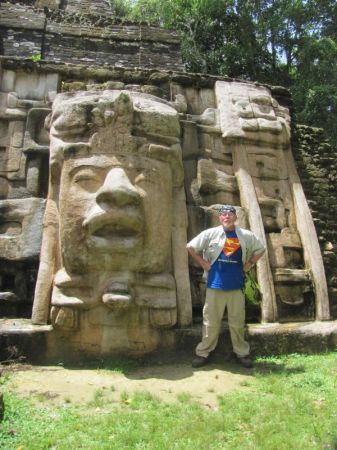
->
[134,168,158,186]
[134,173,145,184]
[73,169,102,193]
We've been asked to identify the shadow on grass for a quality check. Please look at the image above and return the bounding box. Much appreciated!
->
[252,360,305,376]
[326,436,337,450]
[53,352,306,382]
[1,349,307,385]
[188,358,306,378]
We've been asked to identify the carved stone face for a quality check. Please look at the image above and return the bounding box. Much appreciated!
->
[59,151,173,274]
[44,90,182,310]
[215,81,290,146]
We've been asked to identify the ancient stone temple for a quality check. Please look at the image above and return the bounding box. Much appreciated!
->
[0,0,336,360]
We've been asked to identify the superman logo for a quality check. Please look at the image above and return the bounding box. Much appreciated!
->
[223,237,240,256]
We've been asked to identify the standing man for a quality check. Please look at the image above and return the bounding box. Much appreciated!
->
[187,205,265,368]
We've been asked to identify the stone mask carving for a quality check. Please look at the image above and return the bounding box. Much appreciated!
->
[33,90,184,331]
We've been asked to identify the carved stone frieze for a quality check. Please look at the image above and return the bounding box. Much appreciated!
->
[0,55,332,357]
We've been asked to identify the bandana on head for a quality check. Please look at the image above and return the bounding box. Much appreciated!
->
[219,205,236,215]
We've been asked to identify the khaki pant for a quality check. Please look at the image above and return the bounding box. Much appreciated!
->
[196,288,250,358]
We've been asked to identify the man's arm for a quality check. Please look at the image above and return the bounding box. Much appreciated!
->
[243,249,265,272]
[186,245,211,272]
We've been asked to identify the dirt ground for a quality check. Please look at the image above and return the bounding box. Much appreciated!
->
[4,361,253,409]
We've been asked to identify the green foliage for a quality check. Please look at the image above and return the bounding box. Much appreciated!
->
[88,389,105,407]
[110,0,337,144]
[244,272,262,305]
[109,0,133,17]
[292,36,337,141]
[30,52,41,62]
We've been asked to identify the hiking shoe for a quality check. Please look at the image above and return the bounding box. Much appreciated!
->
[236,355,253,369]
[192,356,209,368]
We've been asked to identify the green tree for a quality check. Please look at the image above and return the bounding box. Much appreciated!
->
[129,0,271,78]
[292,36,337,141]
[110,0,337,143]
[110,0,133,17]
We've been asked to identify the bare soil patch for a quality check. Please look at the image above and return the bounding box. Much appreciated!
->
[4,362,253,409]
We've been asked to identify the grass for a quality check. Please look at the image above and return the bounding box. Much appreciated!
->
[88,389,105,408]
[0,352,337,449]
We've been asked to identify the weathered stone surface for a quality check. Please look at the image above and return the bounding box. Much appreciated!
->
[249,321,337,355]
[0,67,57,317]
[0,1,336,358]
[216,81,290,148]
[0,198,45,260]
[0,71,58,102]
[0,198,45,317]
[59,0,112,16]
[0,3,45,30]
[293,125,337,320]
[0,4,184,71]
[0,57,231,91]
[0,56,334,355]
[174,81,328,323]
[23,108,50,154]
[31,89,191,354]
[1,317,337,362]
[173,320,337,361]
[0,318,52,363]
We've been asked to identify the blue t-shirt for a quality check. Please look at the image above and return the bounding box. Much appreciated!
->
[207,230,244,290]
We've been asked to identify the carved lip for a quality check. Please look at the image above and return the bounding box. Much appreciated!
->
[83,209,143,250]
[93,222,140,237]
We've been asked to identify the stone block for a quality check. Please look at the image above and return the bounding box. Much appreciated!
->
[23,108,50,154]
[0,3,45,30]
[0,198,45,260]
[181,120,200,159]
[11,73,59,101]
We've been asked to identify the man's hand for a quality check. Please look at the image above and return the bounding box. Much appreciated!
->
[244,261,254,272]
[187,245,211,271]
[244,251,265,272]
[200,260,211,272]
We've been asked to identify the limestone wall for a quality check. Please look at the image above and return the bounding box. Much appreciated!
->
[0,2,184,71]
[293,125,337,318]
[0,63,58,317]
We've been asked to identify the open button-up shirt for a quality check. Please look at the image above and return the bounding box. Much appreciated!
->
[187,225,265,277]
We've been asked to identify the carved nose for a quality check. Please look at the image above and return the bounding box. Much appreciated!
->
[96,167,140,207]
